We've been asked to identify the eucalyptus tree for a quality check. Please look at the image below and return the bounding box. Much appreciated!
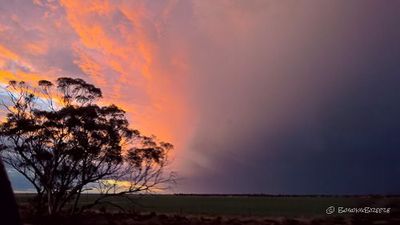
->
[0,78,174,215]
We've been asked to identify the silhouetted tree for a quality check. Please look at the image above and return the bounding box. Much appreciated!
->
[0,78,174,215]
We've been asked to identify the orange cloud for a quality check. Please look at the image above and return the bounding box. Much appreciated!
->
[0,44,19,61]
[0,70,18,83]
[0,0,196,175]
[59,0,194,163]
[25,42,49,56]
[0,70,49,86]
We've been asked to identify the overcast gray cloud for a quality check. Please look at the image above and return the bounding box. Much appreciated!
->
[177,0,400,194]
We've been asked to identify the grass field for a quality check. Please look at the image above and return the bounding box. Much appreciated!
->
[15,194,400,217]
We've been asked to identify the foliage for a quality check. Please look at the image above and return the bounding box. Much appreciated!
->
[0,78,175,215]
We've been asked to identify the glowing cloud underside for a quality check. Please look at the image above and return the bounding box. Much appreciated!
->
[0,0,193,170]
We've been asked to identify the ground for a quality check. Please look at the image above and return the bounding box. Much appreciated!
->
[16,194,400,225]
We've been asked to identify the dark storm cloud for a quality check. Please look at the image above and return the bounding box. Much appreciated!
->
[179,1,400,194]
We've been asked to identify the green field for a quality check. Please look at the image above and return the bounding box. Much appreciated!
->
[16,194,399,217]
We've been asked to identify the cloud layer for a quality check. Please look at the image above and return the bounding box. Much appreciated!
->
[1,0,400,194]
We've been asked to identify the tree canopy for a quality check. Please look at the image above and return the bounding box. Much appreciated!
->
[0,77,174,215]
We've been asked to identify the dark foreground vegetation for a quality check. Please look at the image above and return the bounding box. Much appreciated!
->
[17,194,400,225]
[0,78,174,216]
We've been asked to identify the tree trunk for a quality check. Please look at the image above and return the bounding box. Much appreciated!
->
[71,190,82,214]
[47,190,54,215]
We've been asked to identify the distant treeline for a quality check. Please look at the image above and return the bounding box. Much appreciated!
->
[15,193,400,198]
[172,193,400,198]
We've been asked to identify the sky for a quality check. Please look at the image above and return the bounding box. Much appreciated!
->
[0,0,400,194]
